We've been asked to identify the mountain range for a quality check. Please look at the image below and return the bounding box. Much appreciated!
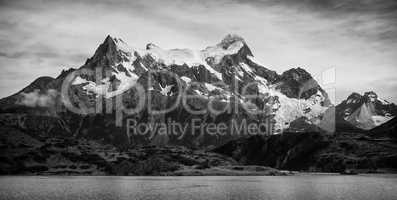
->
[0,34,396,174]
[0,34,334,145]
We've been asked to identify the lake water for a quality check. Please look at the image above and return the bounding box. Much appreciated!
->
[1,175,397,200]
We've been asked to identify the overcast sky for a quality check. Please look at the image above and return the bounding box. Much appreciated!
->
[0,0,396,103]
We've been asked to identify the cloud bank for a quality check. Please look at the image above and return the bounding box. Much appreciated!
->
[18,89,58,107]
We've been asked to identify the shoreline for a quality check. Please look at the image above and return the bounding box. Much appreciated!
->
[2,168,397,176]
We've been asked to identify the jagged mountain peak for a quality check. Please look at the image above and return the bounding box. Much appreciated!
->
[344,92,363,104]
[275,67,325,100]
[280,67,313,81]
[347,92,362,99]
[363,91,378,103]
[146,43,158,50]
[57,68,76,79]
[87,34,255,70]
[364,91,377,96]
[218,34,246,49]
[344,91,390,105]
[84,35,134,69]
[104,34,115,44]
[340,91,396,108]
[103,35,128,46]
[336,91,397,130]
[202,34,253,65]
[98,35,120,52]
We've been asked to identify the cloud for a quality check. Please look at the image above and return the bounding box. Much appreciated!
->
[18,89,58,107]
[234,0,397,44]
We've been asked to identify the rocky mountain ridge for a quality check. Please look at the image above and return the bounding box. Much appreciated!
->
[336,91,397,130]
[0,34,332,147]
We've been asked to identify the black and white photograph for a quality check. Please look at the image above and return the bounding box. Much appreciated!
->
[0,0,396,199]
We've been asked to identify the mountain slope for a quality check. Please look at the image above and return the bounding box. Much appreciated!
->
[214,131,397,172]
[369,117,397,138]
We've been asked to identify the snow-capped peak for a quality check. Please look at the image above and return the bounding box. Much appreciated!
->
[146,43,159,50]
[111,36,134,53]
[89,35,137,66]
[336,91,397,130]
[346,92,362,104]
[144,44,203,66]
[89,34,252,69]
[102,35,131,52]
[201,34,252,65]
[218,34,246,49]
[363,91,378,103]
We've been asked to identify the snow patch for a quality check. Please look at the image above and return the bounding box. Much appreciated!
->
[181,76,192,83]
[194,89,206,96]
[378,98,391,105]
[255,75,268,85]
[372,115,393,126]
[257,82,328,132]
[159,84,174,96]
[72,76,89,85]
[73,61,139,98]
[240,63,254,74]
[203,64,223,81]
[204,83,221,92]
[143,44,224,81]
[202,40,244,64]
[140,62,148,71]
[146,45,203,66]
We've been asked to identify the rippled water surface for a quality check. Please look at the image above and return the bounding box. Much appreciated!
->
[1,175,397,200]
